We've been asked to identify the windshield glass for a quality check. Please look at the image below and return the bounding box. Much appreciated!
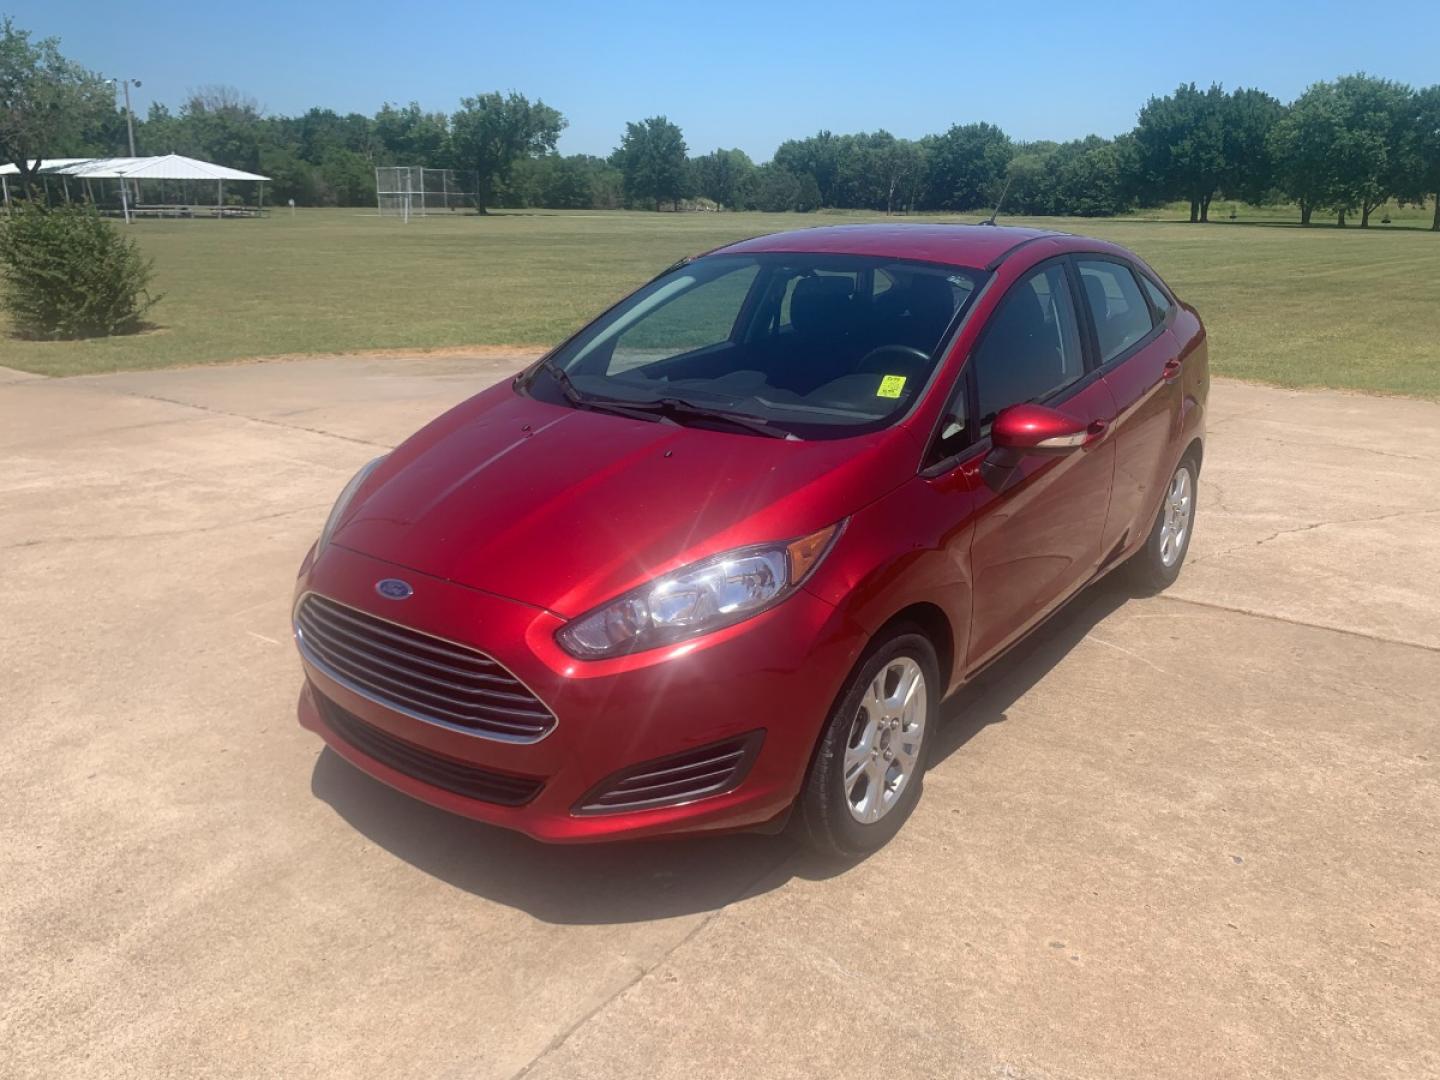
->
[533,253,985,439]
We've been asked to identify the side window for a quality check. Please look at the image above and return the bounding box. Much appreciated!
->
[971,263,1085,432]
[1139,274,1172,318]
[1077,259,1155,364]
[929,379,970,463]
[608,263,759,372]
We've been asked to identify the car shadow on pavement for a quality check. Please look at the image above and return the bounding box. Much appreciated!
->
[310,578,1135,923]
[927,578,1132,771]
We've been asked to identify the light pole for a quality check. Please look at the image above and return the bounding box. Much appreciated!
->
[112,78,141,157]
[111,78,142,215]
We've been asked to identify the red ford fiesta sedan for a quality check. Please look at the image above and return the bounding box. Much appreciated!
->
[293,224,1207,855]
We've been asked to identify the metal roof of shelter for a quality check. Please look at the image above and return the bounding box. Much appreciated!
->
[0,154,268,181]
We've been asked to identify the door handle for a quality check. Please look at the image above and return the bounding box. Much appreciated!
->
[1162,358,1183,382]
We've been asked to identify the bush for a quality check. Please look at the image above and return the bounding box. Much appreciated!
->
[0,204,162,339]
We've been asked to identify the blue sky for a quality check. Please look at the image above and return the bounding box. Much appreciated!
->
[16,0,1440,161]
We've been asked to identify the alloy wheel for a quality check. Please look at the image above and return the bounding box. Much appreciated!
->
[1159,466,1194,568]
[843,656,928,824]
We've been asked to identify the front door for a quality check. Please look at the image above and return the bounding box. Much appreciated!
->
[960,259,1117,671]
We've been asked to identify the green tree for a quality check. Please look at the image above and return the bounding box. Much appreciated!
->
[1133,83,1227,222]
[1413,86,1440,231]
[691,147,754,209]
[450,92,564,213]
[921,122,1013,211]
[176,85,265,173]
[772,132,841,206]
[872,134,925,214]
[373,102,448,166]
[1269,83,1343,225]
[1220,88,1284,205]
[0,17,115,192]
[612,116,690,210]
[1329,74,1415,227]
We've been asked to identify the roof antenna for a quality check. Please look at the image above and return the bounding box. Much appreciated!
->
[980,176,1012,226]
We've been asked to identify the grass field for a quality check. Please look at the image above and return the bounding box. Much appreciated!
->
[3,205,1438,397]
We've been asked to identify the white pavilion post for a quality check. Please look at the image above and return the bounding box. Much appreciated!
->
[1,175,10,210]
[118,177,131,224]
[217,179,223,217]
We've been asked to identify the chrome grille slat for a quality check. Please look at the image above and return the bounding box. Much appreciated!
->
[307,597,502,669]
[297,610,540,706]
[576,733,763,814]
[296,593,556,743]
[299,635,547,731]
[610,752,747,790]
[592,767,739,804]
[299,604,517,686]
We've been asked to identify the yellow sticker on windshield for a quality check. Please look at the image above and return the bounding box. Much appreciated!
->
[877,375,907,399]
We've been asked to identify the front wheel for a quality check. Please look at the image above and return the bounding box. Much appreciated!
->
[794,629,939,858]
[1125,456,1198,593]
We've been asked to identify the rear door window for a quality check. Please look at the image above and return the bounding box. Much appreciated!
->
[1077,259,1155,365]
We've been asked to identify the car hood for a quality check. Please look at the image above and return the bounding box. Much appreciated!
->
[332,382,917,616]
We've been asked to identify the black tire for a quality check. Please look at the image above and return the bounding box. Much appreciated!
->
[794,627,940,858]
[1125,454,1199,594]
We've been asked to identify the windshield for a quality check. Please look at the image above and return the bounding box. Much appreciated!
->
[531,253,985,439]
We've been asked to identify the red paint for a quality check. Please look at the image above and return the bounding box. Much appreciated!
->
[294,225,1208,842]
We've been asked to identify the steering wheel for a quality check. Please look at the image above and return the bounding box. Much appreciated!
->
[855,344,931,374]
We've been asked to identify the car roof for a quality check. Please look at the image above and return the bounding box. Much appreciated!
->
[714,223,1063,271]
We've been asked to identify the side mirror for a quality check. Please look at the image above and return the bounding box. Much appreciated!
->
[991,403,1095,456]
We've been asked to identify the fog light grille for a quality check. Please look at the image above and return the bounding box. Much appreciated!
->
[575,732,764,815]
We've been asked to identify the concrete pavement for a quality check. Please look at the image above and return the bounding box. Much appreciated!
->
[2,358,1436,1079]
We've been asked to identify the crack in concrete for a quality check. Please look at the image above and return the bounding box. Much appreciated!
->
[1190,506,1440,565]
[1164,593,1440,654]
[15,376,396,450]
[3,503,330,550]
[507,844,800,1080]
[118,389,396,449]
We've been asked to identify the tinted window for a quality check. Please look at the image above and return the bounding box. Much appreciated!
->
[609,263,759,372]
[545,254,984,439]
[1078,259,1154,364]
[971,263,1085,432]
[1139,274,1172,317]
[929,381,970,463]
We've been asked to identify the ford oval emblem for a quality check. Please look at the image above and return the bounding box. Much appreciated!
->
[375,578,413,600]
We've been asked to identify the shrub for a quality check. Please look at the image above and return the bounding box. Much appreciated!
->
[0,204,162,339]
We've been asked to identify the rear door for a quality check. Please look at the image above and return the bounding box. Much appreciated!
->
[1075,258,1181,557]
[955,258,1118,671]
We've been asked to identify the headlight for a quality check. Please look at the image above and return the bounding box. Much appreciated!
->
[317,455,387,554]
[557,522,843,659]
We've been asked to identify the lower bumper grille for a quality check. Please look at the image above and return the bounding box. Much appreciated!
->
[315,688,544,807]
[575,731,764,815]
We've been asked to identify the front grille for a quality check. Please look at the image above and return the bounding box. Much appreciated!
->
[295,593,555,742]
[575,731,764,815]
[316,689,544,806]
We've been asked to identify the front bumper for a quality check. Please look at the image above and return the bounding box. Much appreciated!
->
[295,543,864,842]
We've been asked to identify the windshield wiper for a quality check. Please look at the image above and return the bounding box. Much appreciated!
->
[528,358,676,424]
[621,397,799,440]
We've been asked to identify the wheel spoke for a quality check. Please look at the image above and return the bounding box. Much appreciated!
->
[865,760,888,821]
[844,722,874,782]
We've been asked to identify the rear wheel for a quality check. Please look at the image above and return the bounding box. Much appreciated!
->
[1125,456,1198,592]
[795,629,939,858]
